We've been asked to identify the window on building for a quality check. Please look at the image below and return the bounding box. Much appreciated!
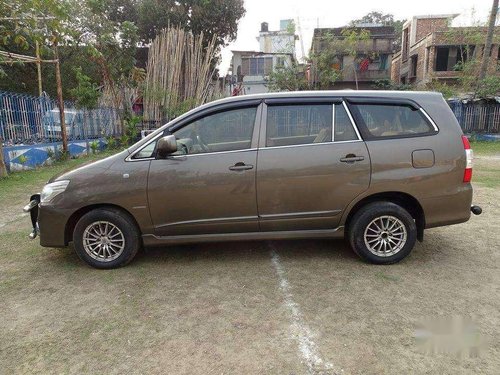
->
[456,45,475,67]
[275,56,286,68]
[410,55,418,78]
[402,28,409,61]
[241,57,273,76]
[435,47,449,71]
[497,46,500,71]
[352,104,434,138]
[266,104,332,147]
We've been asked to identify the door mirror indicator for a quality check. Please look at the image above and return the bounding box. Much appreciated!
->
[156,135,177,158]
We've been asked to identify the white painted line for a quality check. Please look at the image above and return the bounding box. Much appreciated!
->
[269,243,336,374]
[0,212,28,230]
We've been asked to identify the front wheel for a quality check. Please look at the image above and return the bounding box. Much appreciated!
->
[73,208,141,269]
[348,202,417,264]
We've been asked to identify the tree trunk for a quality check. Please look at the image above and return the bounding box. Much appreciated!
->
[479,0,499,80]
[0,142,7,177]
[53,40,68,153]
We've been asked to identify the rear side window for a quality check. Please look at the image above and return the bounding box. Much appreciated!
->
[334,103,358,141]
[352,104,434,138]
[266,104,332,147]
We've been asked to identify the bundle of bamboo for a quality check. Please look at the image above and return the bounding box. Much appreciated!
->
[143,26,219,126]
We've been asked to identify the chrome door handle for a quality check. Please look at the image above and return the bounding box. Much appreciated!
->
[229,163,253,171]
[340,155,365,163]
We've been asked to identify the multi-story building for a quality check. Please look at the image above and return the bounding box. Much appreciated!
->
[309,25,395,89]
[391,14,500,86]
[229,21,297,95]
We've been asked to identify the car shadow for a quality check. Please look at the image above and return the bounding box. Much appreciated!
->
[133,238,358,266]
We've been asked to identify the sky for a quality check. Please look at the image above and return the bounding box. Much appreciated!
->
[219,0,496,74]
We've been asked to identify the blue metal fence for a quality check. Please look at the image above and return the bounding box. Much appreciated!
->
[448,100,500,134]
[0,91,122,145]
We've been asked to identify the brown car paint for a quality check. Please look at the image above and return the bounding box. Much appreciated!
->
[36,91,473,248]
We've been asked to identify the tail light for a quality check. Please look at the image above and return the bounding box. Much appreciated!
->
[462,135,473,183]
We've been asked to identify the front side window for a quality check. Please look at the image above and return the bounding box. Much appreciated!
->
[132,106,257,159]
[173,107,257,155]
[353,104,434,138]
[266,104,332,147]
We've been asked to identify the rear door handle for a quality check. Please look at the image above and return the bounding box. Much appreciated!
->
[229,162,253,171]
[340,155,365,163]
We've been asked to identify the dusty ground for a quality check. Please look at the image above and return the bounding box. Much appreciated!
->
[0,152,499,374]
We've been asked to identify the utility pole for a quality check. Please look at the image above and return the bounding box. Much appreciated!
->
[479,0,499,80]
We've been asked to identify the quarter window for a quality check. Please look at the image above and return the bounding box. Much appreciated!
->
[353,104,434,138]
[266,104,332,147]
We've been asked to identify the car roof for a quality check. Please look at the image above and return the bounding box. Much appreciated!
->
[206,90,443,107]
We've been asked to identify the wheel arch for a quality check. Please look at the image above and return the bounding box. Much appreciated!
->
[344,192,425,241]
[64,204,141,245]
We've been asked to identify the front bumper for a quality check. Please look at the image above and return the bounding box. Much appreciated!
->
[38,204,71,247]
[24,195,70,247]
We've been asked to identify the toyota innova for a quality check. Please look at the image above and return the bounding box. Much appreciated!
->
[25,91,482,268]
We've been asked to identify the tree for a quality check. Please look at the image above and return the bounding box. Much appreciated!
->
[0,0,75,168]
[349,11,405,51]
[311,28,372,90]
[267,63,310,92]
[136,0,245,49]
[268,28,373,92]
[438,24,500,98]
[479,0,499,79]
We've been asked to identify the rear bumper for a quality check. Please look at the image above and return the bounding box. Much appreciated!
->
[38,204,72,247]
[421,184,473,229]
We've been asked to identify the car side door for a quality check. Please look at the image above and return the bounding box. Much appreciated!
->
[146,103,262,237]
[256,99,371,232]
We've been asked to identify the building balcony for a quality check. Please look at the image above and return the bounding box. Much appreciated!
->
[343,69,391,81]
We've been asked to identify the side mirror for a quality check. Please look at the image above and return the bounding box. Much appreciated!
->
[156,135,177,158]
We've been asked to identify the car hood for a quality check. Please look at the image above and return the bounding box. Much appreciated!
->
[48,150,129,183]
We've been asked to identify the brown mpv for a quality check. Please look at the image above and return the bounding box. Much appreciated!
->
[26,91,482,268]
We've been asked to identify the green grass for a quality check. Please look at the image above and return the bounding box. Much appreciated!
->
[473,167,500,189]
[470,141,500,156]
[470,141,500,188]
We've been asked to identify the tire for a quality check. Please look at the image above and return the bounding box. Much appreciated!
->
[348,201,417,264]
[73,208,141,269]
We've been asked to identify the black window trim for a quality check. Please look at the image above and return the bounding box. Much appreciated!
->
[127,100,262,160]
[344,97,439,141]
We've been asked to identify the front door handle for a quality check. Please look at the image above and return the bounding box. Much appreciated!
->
[340,154,365,163]
[229,162,253,171]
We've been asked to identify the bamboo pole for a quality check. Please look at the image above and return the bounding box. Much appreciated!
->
[143,26,220,125]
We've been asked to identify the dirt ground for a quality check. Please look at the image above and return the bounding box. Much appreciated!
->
[0,156,499,374]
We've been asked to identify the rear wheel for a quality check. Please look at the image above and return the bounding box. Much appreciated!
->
[73,208,140,269]
[348,202,417,264]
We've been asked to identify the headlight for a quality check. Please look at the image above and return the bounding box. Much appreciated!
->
[40,180,70,203]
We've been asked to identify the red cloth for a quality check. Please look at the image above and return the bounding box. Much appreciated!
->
[359,58,370,72]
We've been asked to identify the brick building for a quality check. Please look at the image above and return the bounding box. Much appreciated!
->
[310,25,395,89]
[391,14,500,86]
